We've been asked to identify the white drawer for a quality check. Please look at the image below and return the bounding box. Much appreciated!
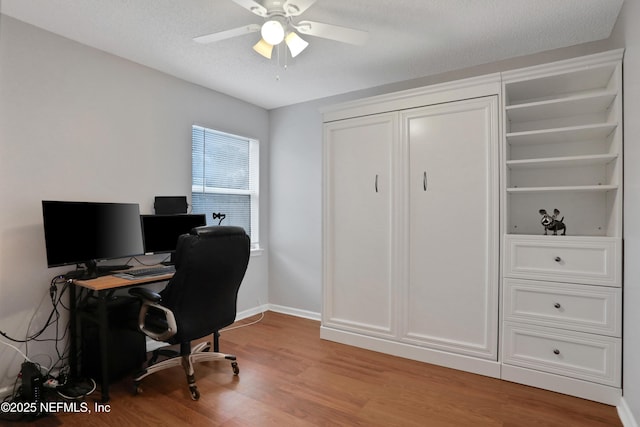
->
[504,235,620,286]
[502,322,621,387]
[504,279,621,336]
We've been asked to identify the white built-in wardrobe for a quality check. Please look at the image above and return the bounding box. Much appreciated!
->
[321,49,623,405]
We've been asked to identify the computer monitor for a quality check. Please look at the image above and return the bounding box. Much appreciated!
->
[42,200,145,279]
[140,214,207,256]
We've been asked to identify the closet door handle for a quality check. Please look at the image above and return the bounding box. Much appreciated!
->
[375,174,379,193]
[423,172,427,191]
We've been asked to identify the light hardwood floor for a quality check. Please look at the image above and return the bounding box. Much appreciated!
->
[6,311,622,426]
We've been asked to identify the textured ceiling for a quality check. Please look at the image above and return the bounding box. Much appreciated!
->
[0,0,623,109]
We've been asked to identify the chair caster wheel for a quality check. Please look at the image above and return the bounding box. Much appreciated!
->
[189,386,200,400]
[231,361,239,375]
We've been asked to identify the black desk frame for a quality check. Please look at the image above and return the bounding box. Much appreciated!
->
[69,273,172,402]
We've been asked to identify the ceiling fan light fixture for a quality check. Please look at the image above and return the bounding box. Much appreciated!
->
[261,20,285,45]
[285,31,309,58]
[253,38,274,59]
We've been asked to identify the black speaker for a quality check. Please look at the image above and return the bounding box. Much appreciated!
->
[154,196,188,214]
[80,297,146,383]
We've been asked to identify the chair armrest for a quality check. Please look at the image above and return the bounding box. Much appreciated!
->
[129,287,176,341]
[138,303,177,341]
[129,287,162,303]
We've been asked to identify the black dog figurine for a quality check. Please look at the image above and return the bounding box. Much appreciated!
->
[539,209,566,235]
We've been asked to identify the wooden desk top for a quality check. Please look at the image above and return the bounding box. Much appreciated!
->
[73,268,173,291]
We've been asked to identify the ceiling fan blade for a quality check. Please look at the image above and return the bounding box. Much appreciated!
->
[193,24,261,44]
[282,0,317,16]
[230,0,268,17]
[294,20,369,45]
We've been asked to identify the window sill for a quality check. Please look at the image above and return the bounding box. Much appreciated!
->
[250,246,264,257]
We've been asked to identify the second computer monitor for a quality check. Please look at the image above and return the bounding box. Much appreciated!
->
[140,214,207,255]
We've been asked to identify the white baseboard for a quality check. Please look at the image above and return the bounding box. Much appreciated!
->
[236,303,270,321]
[267,304,321,321]
[619,397,640,427]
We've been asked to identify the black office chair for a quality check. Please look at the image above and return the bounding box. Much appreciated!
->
[128,225,250,400]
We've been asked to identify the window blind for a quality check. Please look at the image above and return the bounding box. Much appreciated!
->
[191,125,258,242]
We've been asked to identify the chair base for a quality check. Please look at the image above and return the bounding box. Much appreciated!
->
[133,341,239,400]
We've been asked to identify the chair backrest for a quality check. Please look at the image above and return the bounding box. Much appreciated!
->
[159,225,250,343]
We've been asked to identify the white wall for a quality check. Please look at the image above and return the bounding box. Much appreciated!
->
[613,0,640,423]
[0,15,269,390]
[268,103,323,314]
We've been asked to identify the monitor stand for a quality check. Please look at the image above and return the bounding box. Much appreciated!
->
[65,260,135,280]
[64,260,99,280]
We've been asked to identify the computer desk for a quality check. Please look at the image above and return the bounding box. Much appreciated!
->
[70,269,174,402]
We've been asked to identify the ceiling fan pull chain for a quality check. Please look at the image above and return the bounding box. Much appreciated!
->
[275,44,282,81]
[283,43,289,70]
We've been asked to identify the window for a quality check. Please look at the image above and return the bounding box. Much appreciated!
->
[191,125,259,246]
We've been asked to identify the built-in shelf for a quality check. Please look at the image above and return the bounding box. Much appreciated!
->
[506,154,618,170]
[506,123,618,146]
[503,53,622,239]
[501,51,623,403]
[506,185,618,193]
[505,91,617,123]
[504,63,617,105]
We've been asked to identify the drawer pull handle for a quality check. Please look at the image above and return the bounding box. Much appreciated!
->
[554,256,562,263]
[554,303,561,309]
[553,349,560,355]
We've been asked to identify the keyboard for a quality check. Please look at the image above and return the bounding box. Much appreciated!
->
[113,265,175,280]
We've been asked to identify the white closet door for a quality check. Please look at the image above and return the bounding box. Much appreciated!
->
[401,96,499,359]
[323,113,397,336]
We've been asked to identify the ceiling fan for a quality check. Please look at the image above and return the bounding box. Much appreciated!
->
[193,0,369,60]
